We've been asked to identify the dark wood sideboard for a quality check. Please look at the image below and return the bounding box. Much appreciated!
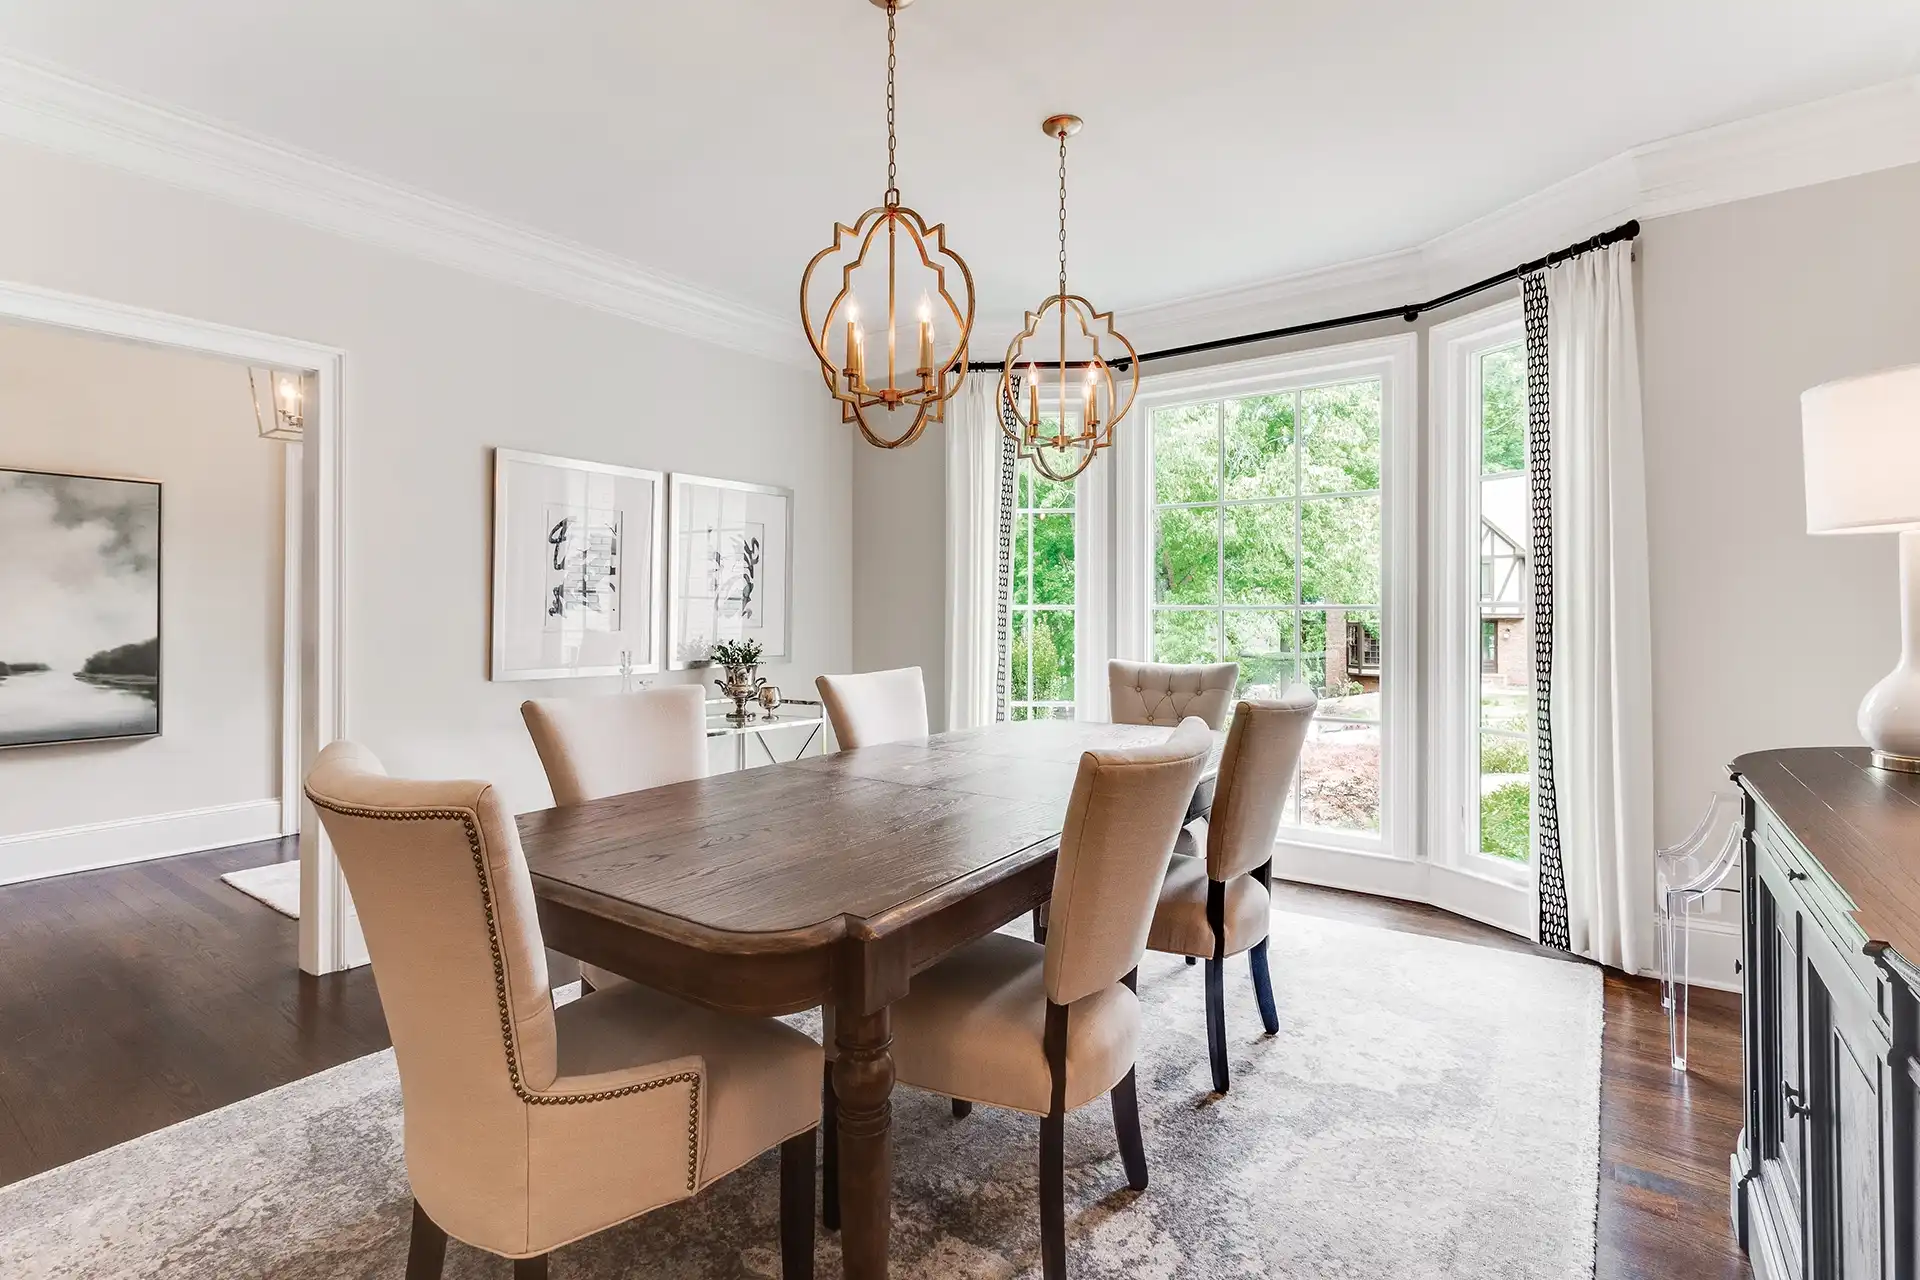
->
[1733,748,1920,1280]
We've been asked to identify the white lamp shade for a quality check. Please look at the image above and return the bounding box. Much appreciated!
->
[1803,363,1920,535]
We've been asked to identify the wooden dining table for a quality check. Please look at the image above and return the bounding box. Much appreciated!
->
[517,719,1222,1279]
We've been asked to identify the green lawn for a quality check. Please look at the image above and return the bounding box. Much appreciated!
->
[1480,780,1531,862]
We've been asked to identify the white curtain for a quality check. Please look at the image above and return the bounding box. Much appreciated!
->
[944,374,1003,731]
[1546,242,1656,973]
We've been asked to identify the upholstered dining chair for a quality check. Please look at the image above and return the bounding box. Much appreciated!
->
[1024,658,1241,948]
[521,686,708,993]
[1106,659,1239,731]
[1146,690,1316,1094]
[522,685,708,807]
[305,742,821,1280]
[815,666,929,749]
[823,718,1213,1280]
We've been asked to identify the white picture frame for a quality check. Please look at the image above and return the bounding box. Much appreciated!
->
[667,473,793,669]
[490,448,665,681]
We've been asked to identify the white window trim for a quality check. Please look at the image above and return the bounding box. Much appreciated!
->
[1118,334,1418,862]
[1427,300,1537,934]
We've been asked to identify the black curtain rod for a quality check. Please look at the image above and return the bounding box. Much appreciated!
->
[963,218,1639,373]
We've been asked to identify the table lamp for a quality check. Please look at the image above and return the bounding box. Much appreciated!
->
[1803,363,1920,771]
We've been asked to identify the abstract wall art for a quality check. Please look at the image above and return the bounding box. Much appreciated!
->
[0,467,162,748]
[667,473,792,669]
[490,448,665,681]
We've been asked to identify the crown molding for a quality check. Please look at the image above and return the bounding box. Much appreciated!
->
[1123,73,1920,354]
[1,48,1914,369]
[0,53,802,364]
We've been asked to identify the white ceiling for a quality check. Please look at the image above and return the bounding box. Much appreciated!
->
[1,0,1917,332]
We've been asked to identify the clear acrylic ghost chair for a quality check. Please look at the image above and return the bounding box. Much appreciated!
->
[1656,791,1743,1071]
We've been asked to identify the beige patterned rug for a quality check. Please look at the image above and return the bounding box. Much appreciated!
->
[0,913,1602,1279]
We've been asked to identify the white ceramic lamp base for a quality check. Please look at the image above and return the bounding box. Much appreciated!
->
[1862,530,1920,772]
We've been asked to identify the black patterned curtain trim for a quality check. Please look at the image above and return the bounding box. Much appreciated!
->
[993,377,1019,723]
[1524,273,1568,951]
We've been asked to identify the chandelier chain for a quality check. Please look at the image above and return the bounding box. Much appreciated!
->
[1057,129,1069,299]
[885,2,899,204]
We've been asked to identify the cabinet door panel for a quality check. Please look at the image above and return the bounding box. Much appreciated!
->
[1804,933,1890,1280]
[1832,1029,1885,1280]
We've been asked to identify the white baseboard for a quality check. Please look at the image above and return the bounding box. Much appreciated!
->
[1655,914,1742,994]
[0,798,285,886]
[1270,839,1747,995]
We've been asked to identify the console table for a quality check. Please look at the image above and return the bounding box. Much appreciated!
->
[1732,747,1920,1280]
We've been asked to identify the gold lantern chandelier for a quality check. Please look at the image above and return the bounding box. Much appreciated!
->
[999,114,1140,483]
[799,0,975,450]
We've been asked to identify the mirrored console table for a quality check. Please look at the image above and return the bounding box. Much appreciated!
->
[705,698,826,772]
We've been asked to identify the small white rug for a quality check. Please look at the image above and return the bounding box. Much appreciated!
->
[219,860,300,919]
[0,912,1602,1279]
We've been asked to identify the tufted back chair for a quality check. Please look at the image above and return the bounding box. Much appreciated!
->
[1107,660,1239,730]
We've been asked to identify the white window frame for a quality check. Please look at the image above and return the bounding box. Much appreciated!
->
[1428,300,1536,937]
[1118,334,1418,864]
[1006,454,1080,721]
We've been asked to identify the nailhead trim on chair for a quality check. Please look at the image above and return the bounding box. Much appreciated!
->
[305,792,703,1193]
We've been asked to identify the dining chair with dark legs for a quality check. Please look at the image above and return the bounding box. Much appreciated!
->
[1029,659,1240,946]
[1145,690,1316,1094]
[305,742,822,1279]
[822,718,1213,1278]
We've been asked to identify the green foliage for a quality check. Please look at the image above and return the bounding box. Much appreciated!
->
[1010,610,1073,703]
[709,638,762,669]
[1481,344,1526,474]
[1479,734,1528,775]
[1150,380,1385,688]
[1223,503,1294,603]
[1300,382,1380,493]
[1480,780,1531,862]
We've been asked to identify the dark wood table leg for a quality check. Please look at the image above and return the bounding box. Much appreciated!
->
[833,1003,895,1279]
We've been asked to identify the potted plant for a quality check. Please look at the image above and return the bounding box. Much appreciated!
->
[710,638,765,722]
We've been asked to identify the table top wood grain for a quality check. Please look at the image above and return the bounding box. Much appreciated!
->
[518,721,1219,947]
[1733,746,1920,968]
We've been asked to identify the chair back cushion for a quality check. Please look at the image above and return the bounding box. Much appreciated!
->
[1208,689,1317,881]
[1107,660,1239,729]
[816,667,930,749]
[1044,718,1213,1005]
[304,742,557,1231]
[522,685,707,806]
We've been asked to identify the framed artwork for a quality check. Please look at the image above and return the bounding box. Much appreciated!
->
[490,448,665,681]
[0,467,162,749]
[667,473,793,669]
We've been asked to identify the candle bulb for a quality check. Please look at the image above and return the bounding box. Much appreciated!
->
[1083,370,1098,431]
[1027,364,1040,427]
[917,299,934,377]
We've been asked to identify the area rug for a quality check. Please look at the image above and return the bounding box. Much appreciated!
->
[219,860,301,919]
[0,913,1602,1279]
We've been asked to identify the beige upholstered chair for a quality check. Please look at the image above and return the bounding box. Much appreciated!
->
[522,685,709,994]
[824,718,1213,1280]
[1107,659,1239,730]
[305,743,820,1280]
[1107,659,1239,828]
[521,685,707,807]
[815,666,929,749]
[1146,690,1316,1094]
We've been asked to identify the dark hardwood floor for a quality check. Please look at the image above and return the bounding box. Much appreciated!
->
[0,844,1747,1278]
[0,838,390,1185]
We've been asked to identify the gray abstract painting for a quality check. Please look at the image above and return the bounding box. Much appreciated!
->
[0,468,161,748]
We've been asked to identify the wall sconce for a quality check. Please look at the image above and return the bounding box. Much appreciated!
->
[249,367,311,441]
